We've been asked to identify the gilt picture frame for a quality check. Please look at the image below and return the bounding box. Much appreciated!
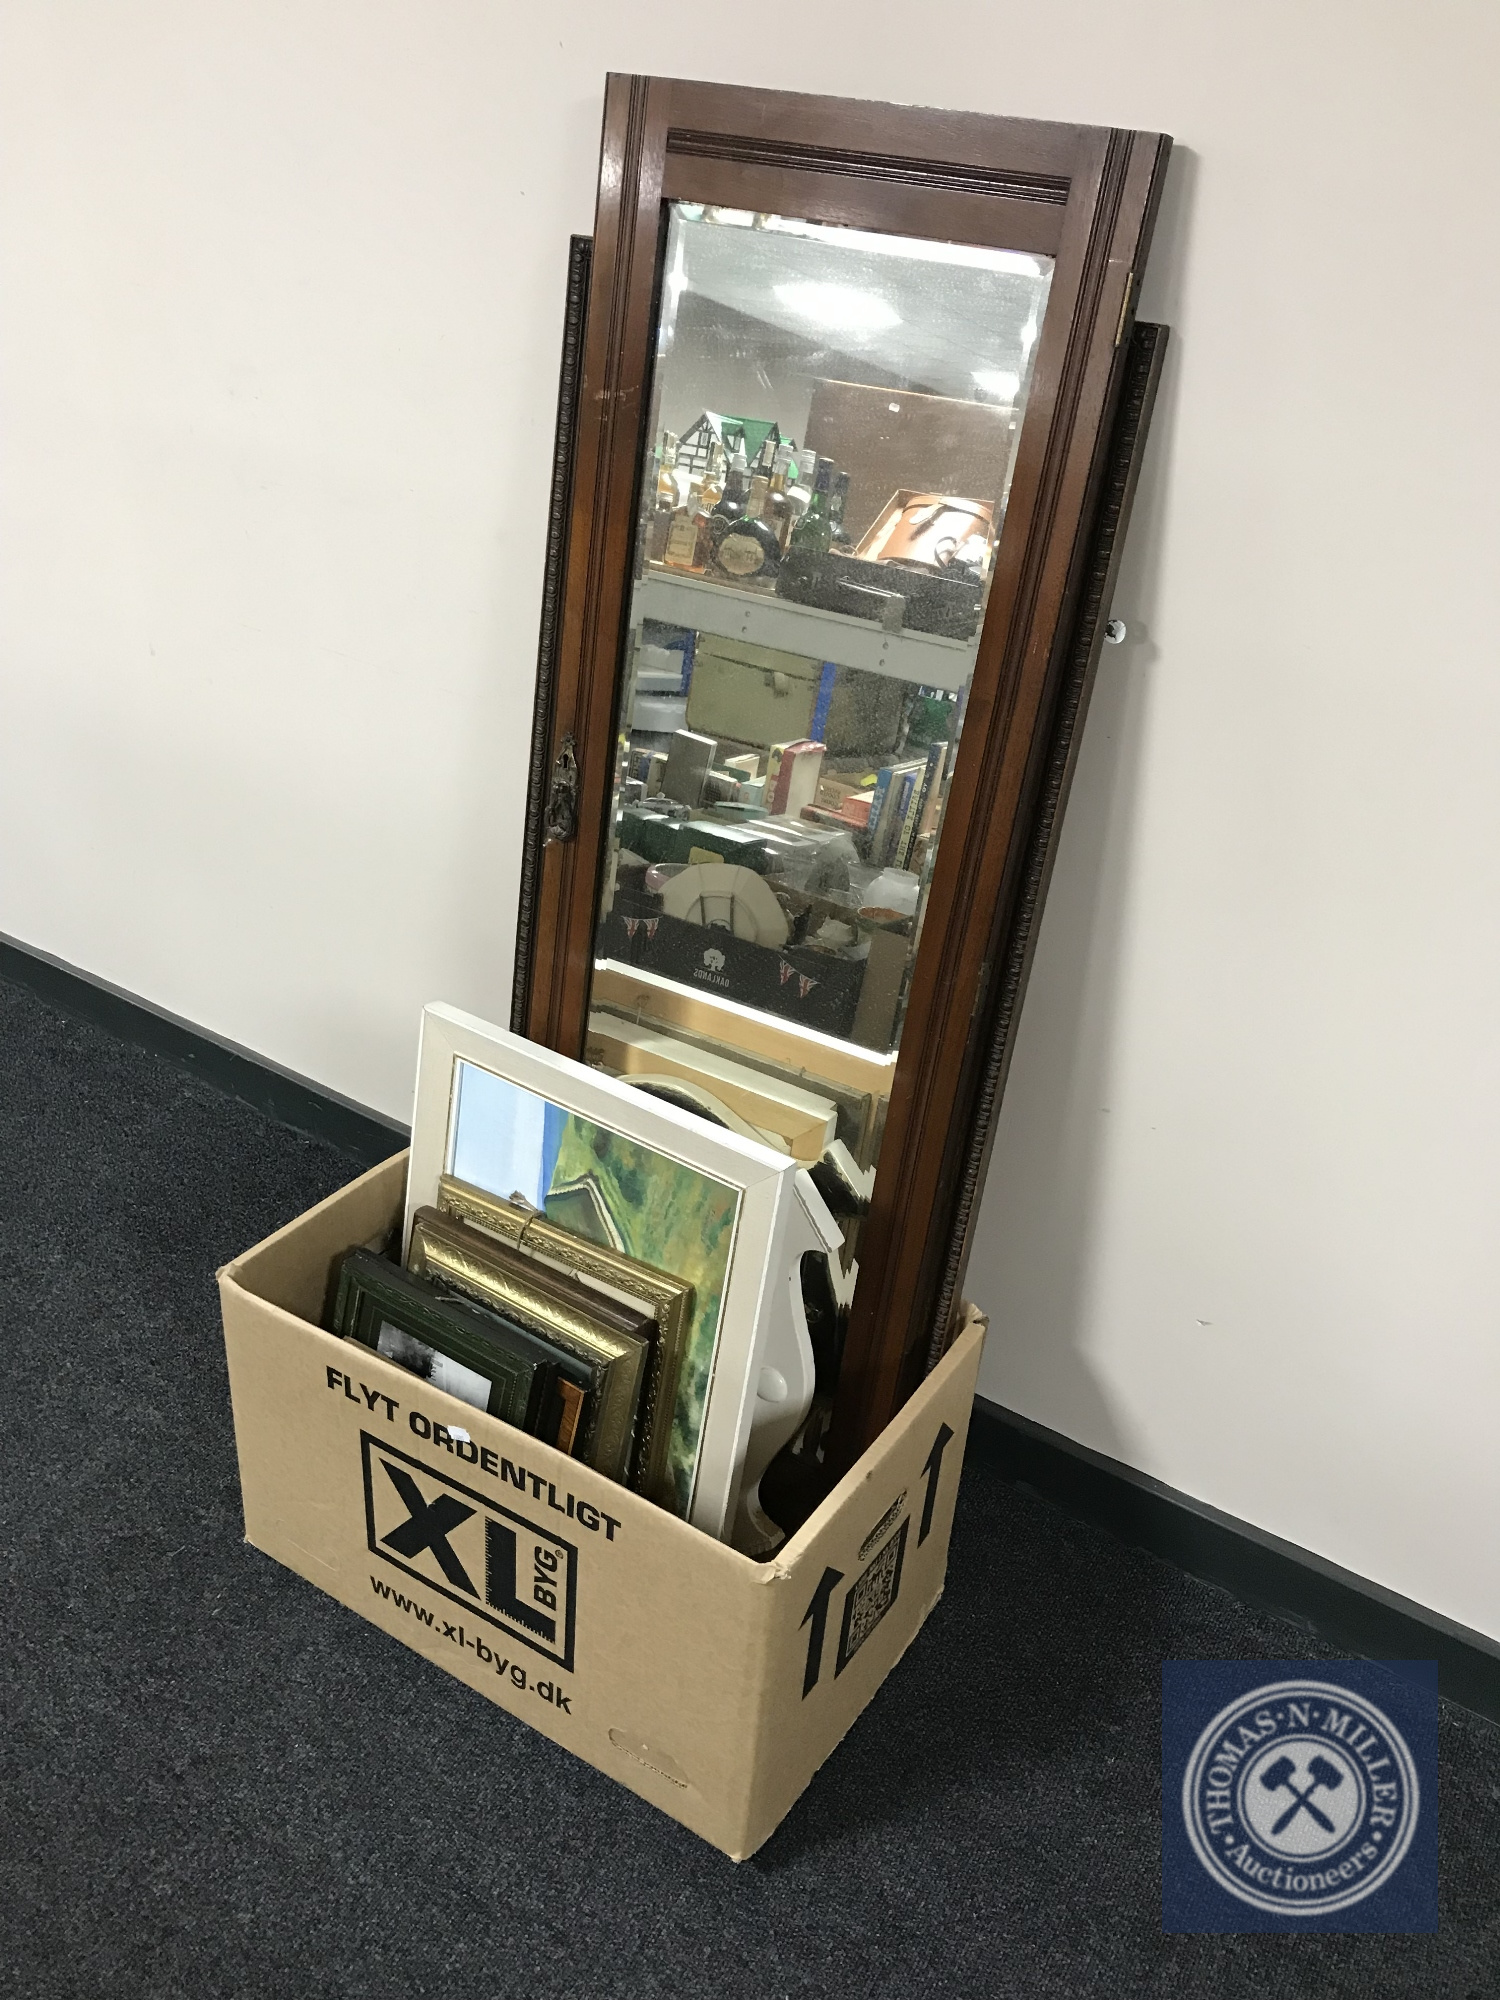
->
[435,1172,696,1510]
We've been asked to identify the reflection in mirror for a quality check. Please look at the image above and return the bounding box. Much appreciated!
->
[583,202,1053,1431]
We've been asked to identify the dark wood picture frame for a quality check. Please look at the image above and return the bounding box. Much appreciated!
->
[513,73,1172,1470]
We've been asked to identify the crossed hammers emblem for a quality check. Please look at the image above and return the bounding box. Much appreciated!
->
[1260,1752,1344,1835]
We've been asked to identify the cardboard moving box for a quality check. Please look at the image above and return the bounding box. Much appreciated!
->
[218,1153,985,1860]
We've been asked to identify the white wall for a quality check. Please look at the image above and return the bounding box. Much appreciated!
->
[5,3,1499,1640]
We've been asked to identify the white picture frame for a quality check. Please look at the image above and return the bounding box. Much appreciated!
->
[406,1004,834,1547]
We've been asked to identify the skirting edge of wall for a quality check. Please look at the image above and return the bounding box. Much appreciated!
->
[0,931,407,1165]
[969,1396,1500,1725]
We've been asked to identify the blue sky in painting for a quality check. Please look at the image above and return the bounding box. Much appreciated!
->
[449,1060,566,1207]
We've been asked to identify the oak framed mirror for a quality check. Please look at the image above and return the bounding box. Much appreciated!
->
[512,73,1171,1482]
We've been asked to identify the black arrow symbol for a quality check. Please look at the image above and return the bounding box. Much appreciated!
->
[918,1422,955,1545]
[799,1565,843,1698]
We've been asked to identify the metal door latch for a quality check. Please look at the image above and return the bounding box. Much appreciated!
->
[544,734,579,844]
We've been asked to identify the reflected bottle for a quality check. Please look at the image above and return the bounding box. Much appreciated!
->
[746,453,771,525]
[694,441,728,568]
[714,438,751,526]
[783,460,834,581]
[760,441,796,550]
[663,441,726,574]
[647,432,680,565]
[708,438,781,583]
[663,457,704,572]
[782,448,820,550]
[830,470,853,549]
[710,511,781,585]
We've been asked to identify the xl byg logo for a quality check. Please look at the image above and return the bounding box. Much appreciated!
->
[362,1434,577,1671]
[1163,1661,1438,1933]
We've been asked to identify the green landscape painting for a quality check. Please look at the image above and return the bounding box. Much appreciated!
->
[545,1115,740,1515]
[448,1057,742,1516]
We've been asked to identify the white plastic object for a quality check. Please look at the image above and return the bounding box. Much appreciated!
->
[728,1168,842,1556]
[660,864,790,948]
[635,643,686,690]
[632,694,689,733]
[860,867,920,917]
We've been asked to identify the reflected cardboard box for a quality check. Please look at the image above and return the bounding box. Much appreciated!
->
[599,899,872,1046]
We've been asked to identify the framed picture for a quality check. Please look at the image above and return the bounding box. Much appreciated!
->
[333,1246,590,1449]
[406,1204,655,1486]
[435,1174,695,1511]
[406,1005,840,1547]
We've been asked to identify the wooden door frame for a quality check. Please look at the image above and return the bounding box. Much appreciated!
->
[519,74,1171,1465]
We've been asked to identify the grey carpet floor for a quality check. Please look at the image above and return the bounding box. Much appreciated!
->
[1,971,1497,1998]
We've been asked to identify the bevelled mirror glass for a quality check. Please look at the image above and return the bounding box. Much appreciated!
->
[584,201,1054,1299]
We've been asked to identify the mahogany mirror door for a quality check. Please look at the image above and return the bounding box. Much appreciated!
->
[520,75,1170,1468]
